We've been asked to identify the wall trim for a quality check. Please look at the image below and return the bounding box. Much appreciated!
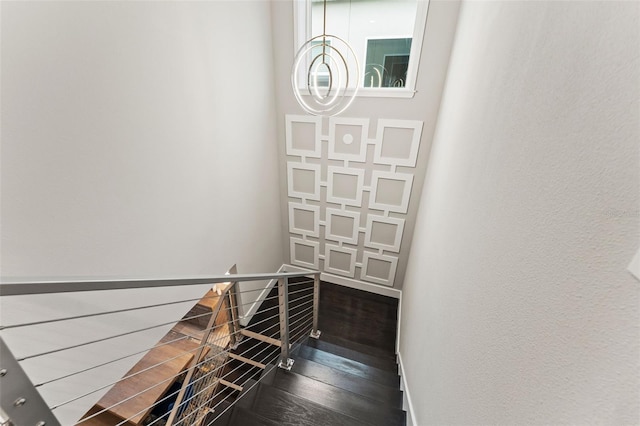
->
[398,351,418,426]
[284,264,402,299]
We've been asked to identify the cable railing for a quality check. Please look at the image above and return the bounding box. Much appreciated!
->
[0,266,321,426]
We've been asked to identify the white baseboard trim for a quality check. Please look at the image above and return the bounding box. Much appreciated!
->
[398,351,418,426]
[283,264,402,299]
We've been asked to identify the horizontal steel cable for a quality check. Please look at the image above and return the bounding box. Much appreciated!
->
[112,326,284,426]
[50,308,285,410]
[0,294,221,331]
[17,309,217,362]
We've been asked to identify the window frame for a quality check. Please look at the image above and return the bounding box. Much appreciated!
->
[293,0,430,99]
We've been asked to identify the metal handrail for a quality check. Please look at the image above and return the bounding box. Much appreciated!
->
[0,271,316,296]
[0,267,321,426]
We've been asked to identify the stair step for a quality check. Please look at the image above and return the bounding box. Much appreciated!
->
[306,338,398,372]
[250,383,371,426]
[228,406,279,426]
[290,357,403,409]
[298,345,400,387]
[269,369,406,426]
[318,333,397,362]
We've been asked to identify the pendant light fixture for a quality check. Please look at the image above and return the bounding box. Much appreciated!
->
[292,0,360,116]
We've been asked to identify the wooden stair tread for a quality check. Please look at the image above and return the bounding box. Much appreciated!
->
[251,383,371,426]
[298,345,400,387]
[290,357,403,409]
[268,369,406,426]
[305,338,398,372]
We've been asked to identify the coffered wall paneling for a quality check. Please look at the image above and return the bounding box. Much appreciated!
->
[285,115,424,287]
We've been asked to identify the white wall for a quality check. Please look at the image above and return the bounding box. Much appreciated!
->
[1,1,282,423]
[399,1,639,424]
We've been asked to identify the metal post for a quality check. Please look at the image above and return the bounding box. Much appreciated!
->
[166,293,226,426]
[277,277,294,371]
[0,337,61,426]
[310,273,322,339]
[227,283,240,349]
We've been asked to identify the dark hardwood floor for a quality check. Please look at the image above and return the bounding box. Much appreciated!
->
[211,279,405,426]
[317,281,399,354]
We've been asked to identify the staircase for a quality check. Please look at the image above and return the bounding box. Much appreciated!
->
[209,282,405,426]
[0,271,405,426]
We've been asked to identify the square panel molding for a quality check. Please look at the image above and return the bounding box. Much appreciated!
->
[290,238,320,269]
[287,162,321,201]
[325,208,360,245]
[369,171,414,213]
[285,114,424,288]
[373,119,423,167]
[328,117,370,163]
[360,252,399,287]
[286,115,322,158]
[324,244,358,278]
[288,202,320,238]
[326,166,365,207]
[364,215,405,253]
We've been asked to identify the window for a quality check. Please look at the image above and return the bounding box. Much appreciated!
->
[364,38,412,88]
[294,0,429,98]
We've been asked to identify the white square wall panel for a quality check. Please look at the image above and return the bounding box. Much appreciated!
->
[288,202,320,237]
[325,208,360,245]
[287,162,321,201]
[328,117,370,162]
[286,115,322,158]
[290,238,320,269]
[326,166,365,207]
[360,252,398,287]
[324,244,358,278]
[369,171,413,213]
[373,119,423,167]
[364,215,405,252]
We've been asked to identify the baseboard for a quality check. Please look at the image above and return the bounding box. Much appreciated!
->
[283,264,402,299]
[397,351,417,426]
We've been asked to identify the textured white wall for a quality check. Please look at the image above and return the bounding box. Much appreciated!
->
[399,1,639,424]
[1,1,282,423]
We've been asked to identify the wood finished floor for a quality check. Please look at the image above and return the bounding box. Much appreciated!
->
[317,282,399,355]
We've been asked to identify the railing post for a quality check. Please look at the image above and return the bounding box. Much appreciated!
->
[166,291,227,426]
[310,273,322,339]
[0,337,61,426]
[227,283,241,349]
[277,277,294,371]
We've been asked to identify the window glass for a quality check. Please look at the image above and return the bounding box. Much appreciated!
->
[364,38,412,87]
[310,0,418,90]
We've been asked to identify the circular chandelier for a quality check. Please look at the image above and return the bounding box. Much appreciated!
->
[291,0,360,116]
